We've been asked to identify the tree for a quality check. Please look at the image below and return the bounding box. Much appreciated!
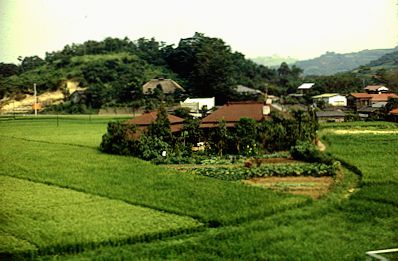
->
[164,33,236,104]
[147,104,172,142]
[0,63,20,77]
[234,118,258,155]
[209,119,231,156]
[180,118,202,153]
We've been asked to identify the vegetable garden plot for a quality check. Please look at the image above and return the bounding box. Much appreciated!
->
[0,176,202,256]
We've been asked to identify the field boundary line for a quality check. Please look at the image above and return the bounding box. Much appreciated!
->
[0,173,204,223]
[0,134,97,149]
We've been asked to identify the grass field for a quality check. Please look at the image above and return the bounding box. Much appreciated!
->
[0,176,201,256]
[1,117,397,260]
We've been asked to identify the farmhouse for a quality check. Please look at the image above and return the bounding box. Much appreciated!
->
[357,106,382,119]
[142,78,185,94]
[126,111,184,138]
[312,93,347,107]
[315,110,346,122]
[200,101,270,128]
[235,85,263,95]
[364,85,389,94]
[180,97,215,118]
[348,93,398,110]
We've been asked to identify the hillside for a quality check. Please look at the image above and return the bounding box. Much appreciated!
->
[295,46,398,76]
[251,55,298,67]
[0,34,304,112]
[366,50,398,68]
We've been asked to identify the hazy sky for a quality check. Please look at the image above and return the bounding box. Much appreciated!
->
[0,0,397,63]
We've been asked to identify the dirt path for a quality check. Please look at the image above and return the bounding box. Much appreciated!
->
[316,139,326,151]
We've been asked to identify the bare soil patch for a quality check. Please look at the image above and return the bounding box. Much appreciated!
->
[243,176,334,199]
[256,158,300,164]
[332,130,398,135]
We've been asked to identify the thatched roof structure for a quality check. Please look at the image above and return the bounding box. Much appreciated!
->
[142,78,185,94]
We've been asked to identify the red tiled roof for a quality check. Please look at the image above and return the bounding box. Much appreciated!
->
[389,108,398,115]
[350,93,398,101]
[200,102,266,128]
[350,93,372,99]
[127,111,184,126]
[370,93,398,102]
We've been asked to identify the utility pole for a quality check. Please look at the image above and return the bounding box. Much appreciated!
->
[34,83,37,116]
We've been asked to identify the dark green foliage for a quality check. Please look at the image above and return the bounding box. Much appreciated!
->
[290,141,334,165]
[100,107,174,161]
[0,62,20,78]
[259,110,318,152]
[173,107,192,119]
[138,134,171,161]
[100,122,139,155]
[192,162,340,181]
[234,117,258,155]
[1,33,307,107]
[147,104,172,142]
[181,118,202,150]
[208,120,232,156]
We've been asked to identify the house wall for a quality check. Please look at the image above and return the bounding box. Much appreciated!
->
[181,98,215,112]
[317,117,345,123]
[328,95,347,106]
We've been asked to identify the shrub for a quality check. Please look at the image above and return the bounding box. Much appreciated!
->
[192,162,340,181]
[100,122,139,155]
[290,141,334,165]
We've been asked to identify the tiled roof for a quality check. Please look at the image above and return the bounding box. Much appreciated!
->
[125,111,184,139]
[350,93,398,101]
[316,111,346,117]
[200,102,266,127]
[127,111,184,126]
[389,108,398,115]
[350,93,372,99]
[370,93,398,101]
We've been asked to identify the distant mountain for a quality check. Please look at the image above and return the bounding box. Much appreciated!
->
[251,55,298,67]
[295,47,398,76]
[366,50,398,68]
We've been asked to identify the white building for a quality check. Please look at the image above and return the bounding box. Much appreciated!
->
[312,93,347,107]
[180,97,215,118]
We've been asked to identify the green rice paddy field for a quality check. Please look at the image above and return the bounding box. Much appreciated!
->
[0,116,397,260]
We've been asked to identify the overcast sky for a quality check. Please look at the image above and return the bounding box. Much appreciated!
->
[0,0,397,63]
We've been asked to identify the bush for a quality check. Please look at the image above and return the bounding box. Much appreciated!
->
[290,141,334,165]
[100,122,139,155]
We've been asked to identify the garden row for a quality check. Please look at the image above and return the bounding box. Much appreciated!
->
[192,162,340,181]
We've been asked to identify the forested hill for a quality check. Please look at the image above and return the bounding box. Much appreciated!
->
[251,55,298,67]
[0,33,305,107]
[295,46,398,76]
[366,50,398,68]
